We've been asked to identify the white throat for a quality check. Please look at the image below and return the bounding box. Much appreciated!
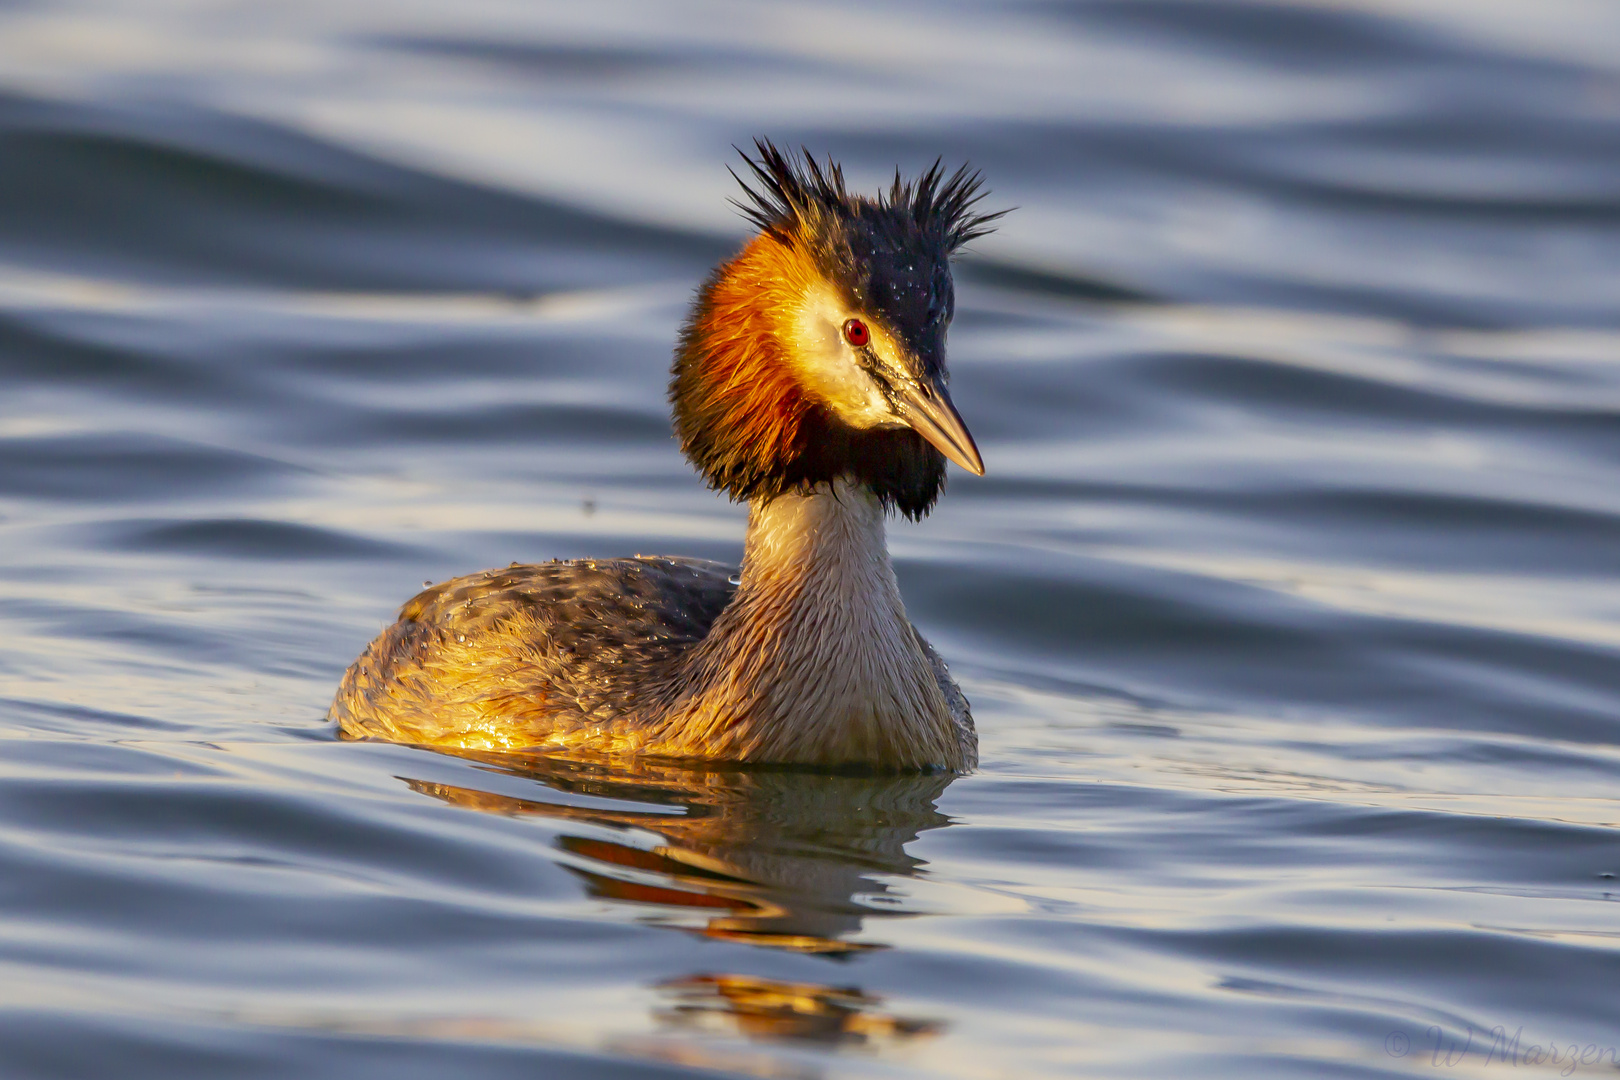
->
[740,477,895,598]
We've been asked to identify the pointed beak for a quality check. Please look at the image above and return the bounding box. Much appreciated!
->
[892,373,985,476]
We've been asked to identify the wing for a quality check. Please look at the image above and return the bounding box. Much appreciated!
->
[332,557,738,749]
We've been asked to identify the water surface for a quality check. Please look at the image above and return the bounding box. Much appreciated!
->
[1,2,1618,1077]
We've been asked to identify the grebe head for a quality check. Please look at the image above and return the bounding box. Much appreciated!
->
[671,139,1004,520]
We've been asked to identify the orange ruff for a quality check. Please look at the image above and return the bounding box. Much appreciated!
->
[685,234,820,466]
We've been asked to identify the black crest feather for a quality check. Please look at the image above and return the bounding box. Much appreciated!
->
[729,138,1004,253]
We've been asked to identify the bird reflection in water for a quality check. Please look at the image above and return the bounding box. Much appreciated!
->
[656,974,942,1045]
[399,751,950,1046]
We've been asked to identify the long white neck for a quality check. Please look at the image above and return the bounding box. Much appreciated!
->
[651,479,968,770]
[741,478,896,604]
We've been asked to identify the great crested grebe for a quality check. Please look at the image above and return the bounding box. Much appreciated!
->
[333,140,1002,771]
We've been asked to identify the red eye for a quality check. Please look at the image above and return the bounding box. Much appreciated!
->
[842,318,870,347]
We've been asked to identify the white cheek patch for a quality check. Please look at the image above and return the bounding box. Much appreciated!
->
[788,286,898,429]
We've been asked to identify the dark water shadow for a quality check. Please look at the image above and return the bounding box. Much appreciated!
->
[956,256,1158,305]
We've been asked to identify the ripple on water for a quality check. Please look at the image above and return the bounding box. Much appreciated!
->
[1,1,1619,1077]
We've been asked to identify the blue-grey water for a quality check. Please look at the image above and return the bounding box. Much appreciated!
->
[1,2,1618,1077]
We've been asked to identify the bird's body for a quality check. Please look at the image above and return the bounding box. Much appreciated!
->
[333,142,1001,771]
[335,481,973,768]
